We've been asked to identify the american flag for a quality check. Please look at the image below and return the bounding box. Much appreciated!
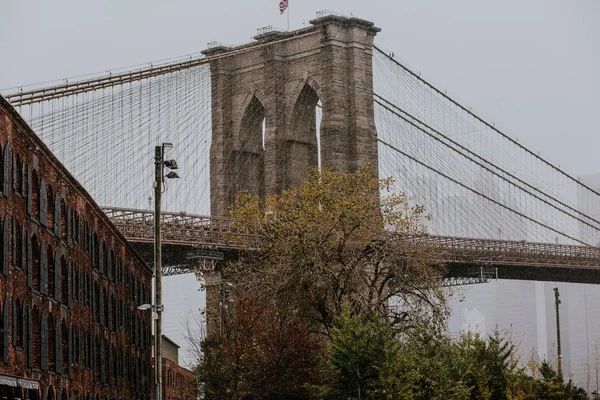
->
[279,0,289,14]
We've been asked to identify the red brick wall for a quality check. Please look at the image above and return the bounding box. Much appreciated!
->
[162,358,195,400]
[0,96,154,400]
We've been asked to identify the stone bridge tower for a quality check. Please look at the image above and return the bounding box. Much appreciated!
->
[203,14,381,216]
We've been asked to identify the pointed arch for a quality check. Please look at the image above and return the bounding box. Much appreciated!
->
[284,82,321,189]
[232,95,266,200]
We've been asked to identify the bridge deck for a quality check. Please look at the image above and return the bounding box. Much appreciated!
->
[103,207,600,270]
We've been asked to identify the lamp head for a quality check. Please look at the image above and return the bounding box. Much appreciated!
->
[164,159,179,170]
[166,171,180,179]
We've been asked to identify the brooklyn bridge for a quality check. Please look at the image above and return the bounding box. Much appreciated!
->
[0,10,599,399]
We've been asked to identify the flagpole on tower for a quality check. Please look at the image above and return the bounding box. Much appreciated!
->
[279,0,290,30]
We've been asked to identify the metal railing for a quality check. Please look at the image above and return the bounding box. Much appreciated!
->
[103,207,600,269]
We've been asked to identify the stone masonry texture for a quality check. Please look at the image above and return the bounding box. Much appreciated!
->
[204,15,380,216]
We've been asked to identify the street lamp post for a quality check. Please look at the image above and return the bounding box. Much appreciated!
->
[151,143,179,400]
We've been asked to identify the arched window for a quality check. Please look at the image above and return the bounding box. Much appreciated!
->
[0,143,5,195]
[29,167,40,218]
[99,286,105,327]
[54,194,62,238]
[92,232,98,268]
[30,306,40,369]
[48,315,56,371]
[48,247,55,299]
[94,334,101,382]
[3,143,10,198]
[40,313,49,370]
[47,386,55,400]
[57,318,64,375]
[12,299,23,348]
[39,178,48,226]
[62,259,69,305]
[20,223,26,270]
[12,217,22,269]
[61,200,67,242]
[31,234,40,291]
[13,153,22,195]
[1,216,8,276]
[40,242,49,295]
[47,184,54,229]
[0,297,7,363]
[55,254,64,302]
[72,263,79,304]
[107,246,113,281]
[93,280,99,323]
[99,240,105,275]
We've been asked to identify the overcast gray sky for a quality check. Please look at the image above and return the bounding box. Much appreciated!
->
[1,0,598,175]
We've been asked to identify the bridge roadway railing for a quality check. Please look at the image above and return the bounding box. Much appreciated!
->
[102,207,600,269]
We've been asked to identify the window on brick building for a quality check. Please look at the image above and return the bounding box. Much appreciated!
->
[22,161,28,200]
[1,215,8,276]
[92,280,99,323]
[99,286,105,327]
[39,178,48,227]
[30,306,40,369]
[24,306,30,365]
[100,336,106,384]
[30,234,40,291]
[12,217,23,270]
[107,246,113,281]
[20,224,26,271]
[55,254,64,303]
[3,144,10,198]
[72,263,79,304]
[57,318,65,375]
[116,255,121,284]
[65,323,71,375]
[106,291,112,330]
[94,334,100,382]
[73,211,80,244]
[62,259,69,306]
[92,232,98,268]
[13,153,22,195]
[40,313,49,370]
[30,168,39,219]
[40,242,49,295]
[85,272,90,308]
[99,240,105,275]
[57,198,68,242]
[54,194,62,238]
[48,315,56,371]
[0,297,8,363]
[47,184,54,229]
[12,299,24,349]
[48,247,55,299]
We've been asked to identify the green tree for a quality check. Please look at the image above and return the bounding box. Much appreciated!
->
[309,309,408,400]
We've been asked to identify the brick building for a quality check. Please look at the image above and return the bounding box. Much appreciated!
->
[0,95,153,399]
[154,336,195,400]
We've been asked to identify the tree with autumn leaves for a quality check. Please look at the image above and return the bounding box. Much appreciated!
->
[225,165,447,335]
[193,166,589,399]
